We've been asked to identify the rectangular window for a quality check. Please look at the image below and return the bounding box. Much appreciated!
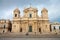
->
[29,14,32,18]
[4,25,5,29]
[59,26,60,30]
[54,26,56,30]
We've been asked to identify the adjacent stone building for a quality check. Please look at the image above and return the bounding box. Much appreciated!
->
[50,22,60,33]
[0,19,11,33]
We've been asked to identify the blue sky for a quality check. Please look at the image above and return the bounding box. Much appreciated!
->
[0,0,60,22]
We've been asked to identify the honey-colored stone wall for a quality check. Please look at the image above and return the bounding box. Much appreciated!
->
[12,7,50,35]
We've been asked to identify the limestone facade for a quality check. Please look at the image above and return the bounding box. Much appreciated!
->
[0,19,11,33]
[50,22,60,33]
[12,7,50,35]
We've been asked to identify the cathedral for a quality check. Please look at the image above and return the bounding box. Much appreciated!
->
[12,6,50,35]
[0,6,51,35]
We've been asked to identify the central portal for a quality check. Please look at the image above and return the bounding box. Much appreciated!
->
[29,25,32,32]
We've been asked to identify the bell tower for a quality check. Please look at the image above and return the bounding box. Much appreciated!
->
[13,8,20,19]
[41,8,48,19]
[41,8,50,33]
[12,8,20,33]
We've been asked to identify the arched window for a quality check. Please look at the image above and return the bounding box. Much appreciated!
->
[29,14,32,18]
[15,14,17,17]
[29,26,32,32]
[20,28,22,32]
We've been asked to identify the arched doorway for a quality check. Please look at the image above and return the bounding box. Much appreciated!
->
[29,25,32,32]
[20,28,22,32]
[39,28,41,32]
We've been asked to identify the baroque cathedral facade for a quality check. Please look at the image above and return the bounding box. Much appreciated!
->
[12,6,50,35]
[0,6,51,35]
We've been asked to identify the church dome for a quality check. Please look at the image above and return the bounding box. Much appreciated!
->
[41,8,48,13]
[14,8,20,13]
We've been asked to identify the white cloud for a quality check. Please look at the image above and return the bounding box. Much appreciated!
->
[0,0,60,22]
[35,0,60,22]
[0,9,13,20]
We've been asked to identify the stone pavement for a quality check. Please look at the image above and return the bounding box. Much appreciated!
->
[0,33,60,38]
[0,38,60,40]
